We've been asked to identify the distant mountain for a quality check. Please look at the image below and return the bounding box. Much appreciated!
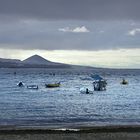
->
[0,55,71,68]
[23,55,53,65]
[0,54,97,69]
[22,55,71,68]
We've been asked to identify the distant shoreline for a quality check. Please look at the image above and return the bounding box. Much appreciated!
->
[0,54,140,70]
[0,66,140,70]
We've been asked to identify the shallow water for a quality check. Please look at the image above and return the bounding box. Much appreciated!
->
[0,68,140,128]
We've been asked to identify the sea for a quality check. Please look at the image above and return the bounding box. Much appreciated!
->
[0,68,140,128]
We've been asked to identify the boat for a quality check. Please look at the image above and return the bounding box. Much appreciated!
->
[17,81,24,87]
[93,80,107,91]
[27,85,39,89]
[45,82,60,88]
[92,75,107,91]
[121,79,128,85]
[80,88,93,94]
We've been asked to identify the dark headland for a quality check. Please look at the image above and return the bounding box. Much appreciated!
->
[0,54,97,70]
[0,54,139,71]
[0,55,71,68]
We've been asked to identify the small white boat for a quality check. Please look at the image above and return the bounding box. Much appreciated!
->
[27,85,38,89]
[80,88,93,94]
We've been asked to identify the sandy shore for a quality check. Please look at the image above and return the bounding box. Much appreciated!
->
[0,125,140,140]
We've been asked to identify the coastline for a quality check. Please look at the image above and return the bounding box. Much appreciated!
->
[0,125,140,140]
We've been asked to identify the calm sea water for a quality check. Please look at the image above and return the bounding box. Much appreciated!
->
[0,68,140,128]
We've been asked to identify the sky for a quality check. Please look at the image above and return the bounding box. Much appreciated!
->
[0,0,140,68]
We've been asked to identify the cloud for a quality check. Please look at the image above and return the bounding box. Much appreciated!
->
[0,1,140,53]
[0,0,140,21]
[128,28,140,36]
[58,26,89,33]
[0,20,140,51]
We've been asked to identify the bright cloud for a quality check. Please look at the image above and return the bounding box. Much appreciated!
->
[58,26,89,33]
[128,28,140,36]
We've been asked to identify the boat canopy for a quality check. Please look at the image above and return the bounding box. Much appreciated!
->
[91,74,103,81]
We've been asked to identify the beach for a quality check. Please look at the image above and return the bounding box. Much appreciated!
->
[0,126,140,140]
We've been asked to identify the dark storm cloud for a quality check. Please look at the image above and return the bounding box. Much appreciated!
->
[0,0,140,51]
[0,0,140,20]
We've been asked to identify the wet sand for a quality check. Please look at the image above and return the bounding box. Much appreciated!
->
[0,125,140,140]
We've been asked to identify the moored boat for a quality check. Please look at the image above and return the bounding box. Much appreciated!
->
[80,88,93,94]
[92,75,107,91]
[45,82,60,88]
[17,81,24,87]
[121,79,128,85]
[27,85,39,89]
